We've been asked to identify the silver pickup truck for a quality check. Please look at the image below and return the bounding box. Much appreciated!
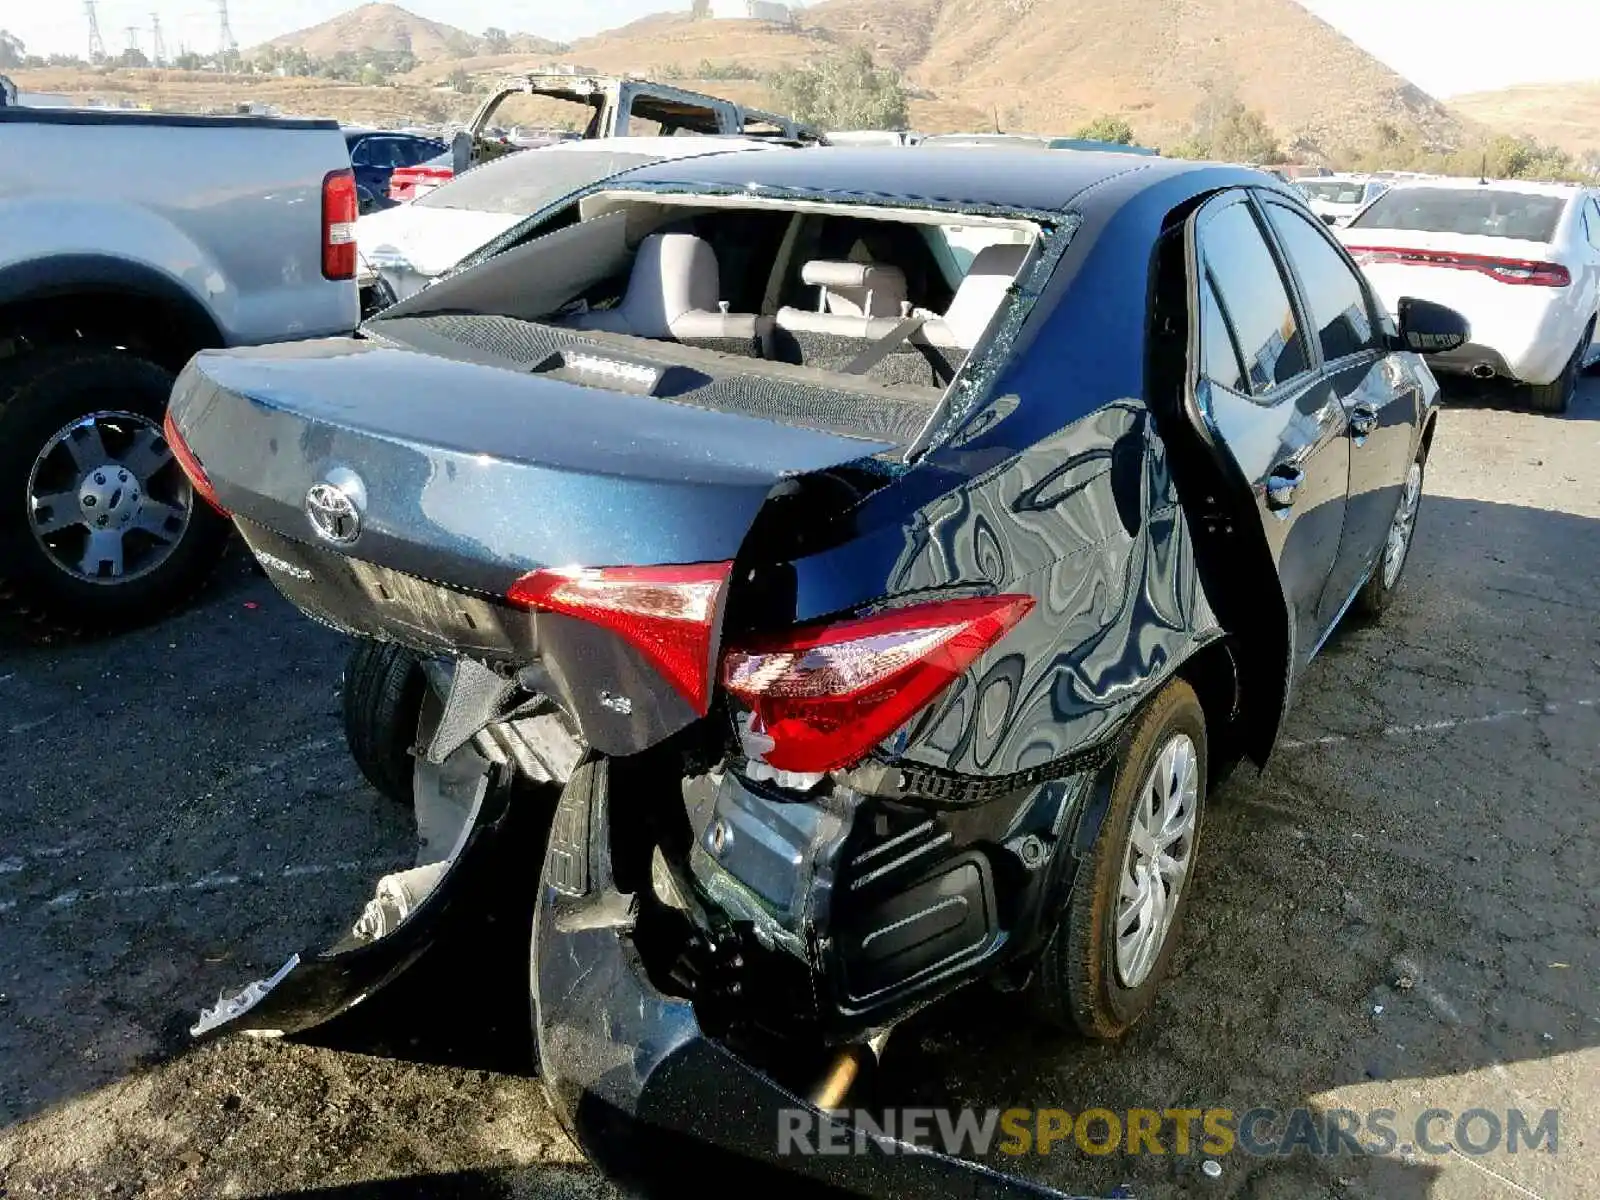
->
[0,102,360,636]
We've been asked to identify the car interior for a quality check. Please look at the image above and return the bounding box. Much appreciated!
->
[371,194,1043,442]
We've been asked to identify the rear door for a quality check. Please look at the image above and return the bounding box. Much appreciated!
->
[1257,193,1412,627]
[1186,190,1351,669]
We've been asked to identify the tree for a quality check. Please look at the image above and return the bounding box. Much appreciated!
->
[690,0,711,16]
[1168,82,1280,163]
[482,27,510,53]
[767,47,908,131]
[0,30,26,68]
[1073,114,1134,145]
[448,66,474,93]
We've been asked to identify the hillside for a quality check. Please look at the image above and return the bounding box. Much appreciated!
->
[551,0,1469,154]
[1451,81,1600,157]
[258,3,563,62]
[16,0,1483,155]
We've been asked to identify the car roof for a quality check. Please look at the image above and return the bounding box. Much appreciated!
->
[1380,175,1586,196]
[611,145,1256,214]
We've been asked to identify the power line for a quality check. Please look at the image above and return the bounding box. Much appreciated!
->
[84,0,106,62]
[216,0,237,60]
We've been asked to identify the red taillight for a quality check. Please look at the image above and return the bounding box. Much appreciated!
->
[389,166,453,201]
[507,562,733,713]
[1345,245,1570,287]
[721,594,1035,774]
[322,168,358,280]
[161,409,229,516]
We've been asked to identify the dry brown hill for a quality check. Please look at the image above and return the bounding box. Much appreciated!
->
[547,0,1467,153]
[258,3,562,62]
[1450,81,1600,157]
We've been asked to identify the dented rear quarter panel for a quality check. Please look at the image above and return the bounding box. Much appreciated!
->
[771,167,1280,781]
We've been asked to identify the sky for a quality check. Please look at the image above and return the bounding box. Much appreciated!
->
[3,0,1598,98]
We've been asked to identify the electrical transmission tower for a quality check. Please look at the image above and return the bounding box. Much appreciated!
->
[150,14,167,66]
[216,0,238,63]
[84,0,107,62]
[125,26,141,55]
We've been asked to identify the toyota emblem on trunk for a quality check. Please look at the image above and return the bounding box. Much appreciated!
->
[305,473,365,545]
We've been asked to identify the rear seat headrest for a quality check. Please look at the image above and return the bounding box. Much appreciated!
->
[802,261,900,291]
[801,259,909,318]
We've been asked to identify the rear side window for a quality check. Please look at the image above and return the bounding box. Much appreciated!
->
[1200,201,1310,395]
[1263,202,1378,362]
[1587,199,1600,250]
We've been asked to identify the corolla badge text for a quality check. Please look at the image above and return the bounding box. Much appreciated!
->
[305,469,367,545]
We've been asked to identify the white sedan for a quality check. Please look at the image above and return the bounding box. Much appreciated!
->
[356,136,789,313]
[1296,174,1389,227]
[1339,178,1600,413]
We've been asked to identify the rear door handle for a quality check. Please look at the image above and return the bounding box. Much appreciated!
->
[1265,463,1304,512]
[1349,403,1380,441]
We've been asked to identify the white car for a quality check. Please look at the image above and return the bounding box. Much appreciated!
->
[1296,175,1389,227]
[1339,178,1600,413]
[356,136,788,312]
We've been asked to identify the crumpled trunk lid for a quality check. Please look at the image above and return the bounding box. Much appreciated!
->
[167,334,898,753]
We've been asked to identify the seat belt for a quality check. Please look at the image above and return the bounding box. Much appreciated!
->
[843,313,929,376]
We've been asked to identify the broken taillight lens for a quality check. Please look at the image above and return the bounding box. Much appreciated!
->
[721,594,1035,774]
[162,409,229,516]
[506,562,733,714]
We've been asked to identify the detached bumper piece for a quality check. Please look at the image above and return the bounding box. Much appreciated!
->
[532,761,1089,1200]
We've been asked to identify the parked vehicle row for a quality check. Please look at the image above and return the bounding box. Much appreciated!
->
[1296,172,1391,226]
[385,72,826,204]
[166,144,1460,1198]
[342,126,448,214]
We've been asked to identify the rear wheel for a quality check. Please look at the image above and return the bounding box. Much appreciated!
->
[342,639,428,806]
[1527,324,1590,414]
[1030,678,1207,1039]
[1352,454,1424,620]
[0,349,231,637]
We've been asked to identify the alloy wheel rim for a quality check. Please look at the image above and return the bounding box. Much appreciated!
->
[25,411,193,585]
[1382,462,1423,590]
[1114,732,1200,989]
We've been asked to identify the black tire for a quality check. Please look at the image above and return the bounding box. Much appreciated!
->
[1351,450,1426,621]
[1031,678,1208,1039]
[1527,325,1589,414]
[0,349,231,637]
[342,639,428,806]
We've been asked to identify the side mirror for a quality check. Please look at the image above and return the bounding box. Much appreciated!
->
[1396,297,1470,354]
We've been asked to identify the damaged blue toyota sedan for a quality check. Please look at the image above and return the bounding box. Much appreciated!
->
[165,146,1463,1197]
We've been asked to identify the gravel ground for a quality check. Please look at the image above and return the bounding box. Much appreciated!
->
[1,377,1596,1200]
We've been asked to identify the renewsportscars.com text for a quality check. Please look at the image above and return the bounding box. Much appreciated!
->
[778,1106,1559,1159]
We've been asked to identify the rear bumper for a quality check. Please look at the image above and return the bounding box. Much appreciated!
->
[1365,272,1581,385]
[532,763,1087,1200]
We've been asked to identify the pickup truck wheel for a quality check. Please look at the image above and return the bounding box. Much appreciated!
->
[342,639,428,807]
[1351,455,1424,621]
[1030,678,1207,1039]
[0,350,231,637]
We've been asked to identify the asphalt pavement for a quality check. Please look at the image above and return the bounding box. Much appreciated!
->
[1,377,1596,1200]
